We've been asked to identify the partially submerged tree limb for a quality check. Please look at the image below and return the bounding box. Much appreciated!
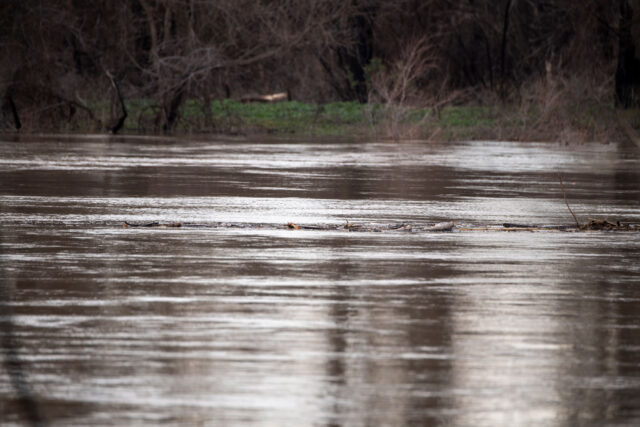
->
[558,173,580,228]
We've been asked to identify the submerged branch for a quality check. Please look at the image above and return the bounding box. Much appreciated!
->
[558,173,580,228]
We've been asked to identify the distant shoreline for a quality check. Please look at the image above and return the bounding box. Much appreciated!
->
[2,100,638,145]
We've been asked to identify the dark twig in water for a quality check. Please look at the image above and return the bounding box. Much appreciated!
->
[558,174,580,228]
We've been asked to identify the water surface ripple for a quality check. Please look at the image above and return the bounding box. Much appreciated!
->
[1,136,640,426]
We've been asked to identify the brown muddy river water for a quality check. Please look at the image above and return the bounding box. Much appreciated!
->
[1,135,640,426]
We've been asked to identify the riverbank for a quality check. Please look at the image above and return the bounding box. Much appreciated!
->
[94,99,640,144]
[7,98,639,144]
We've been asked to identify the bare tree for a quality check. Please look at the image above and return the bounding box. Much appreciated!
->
[126,0,355,131]
[1,0,636,133]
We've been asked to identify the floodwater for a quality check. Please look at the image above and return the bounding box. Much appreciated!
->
[1,135,639,427]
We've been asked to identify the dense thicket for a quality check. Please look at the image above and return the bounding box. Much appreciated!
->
[1,0,638,132]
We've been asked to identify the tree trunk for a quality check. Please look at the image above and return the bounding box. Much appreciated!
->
[2,91,21,130]
[106,71,127,134]
[615,0,639,108]
[335,4,374,103]
[162,85,185,133]
[499,0,513,100]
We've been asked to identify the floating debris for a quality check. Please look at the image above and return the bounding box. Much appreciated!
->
[123,221,181,228]
[579,219,628,231]
[120,220,638,233]
[427,221,455,232]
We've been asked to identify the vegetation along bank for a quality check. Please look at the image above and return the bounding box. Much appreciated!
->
[1,1,639,142]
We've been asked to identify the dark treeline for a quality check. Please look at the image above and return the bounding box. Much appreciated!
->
[1,0,638,133]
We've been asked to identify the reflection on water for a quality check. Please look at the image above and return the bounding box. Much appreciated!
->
[1,136,640,426]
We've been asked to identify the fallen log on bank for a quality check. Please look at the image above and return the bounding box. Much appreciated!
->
[240,91,290,103]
